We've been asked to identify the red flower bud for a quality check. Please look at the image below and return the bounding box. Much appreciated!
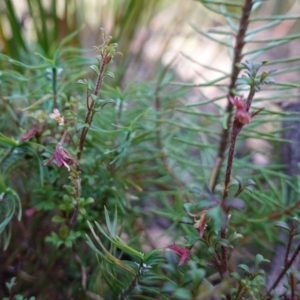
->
[167,244,191,266]
[228,95,251,125]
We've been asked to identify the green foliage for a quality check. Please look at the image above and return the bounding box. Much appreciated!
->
[3,277,36,300]
[0,176,22,250]
[86,207,168,298]
[1,0,300,299]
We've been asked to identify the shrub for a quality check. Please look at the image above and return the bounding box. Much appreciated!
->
[1,0,300,299]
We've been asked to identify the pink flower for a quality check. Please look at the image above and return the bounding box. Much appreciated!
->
[228,96,251,125]
[168,244,191,266]
[25,207,37,217]
[21,127,41,141]
[187,209,210,237]
[45,143,79,171]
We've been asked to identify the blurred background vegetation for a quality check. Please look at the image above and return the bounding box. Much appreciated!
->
[1,0,300,87]
[1,0,300,299]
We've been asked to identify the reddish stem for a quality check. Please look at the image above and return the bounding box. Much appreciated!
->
[290,273,295,300]
[59,129,68,144]
[219,121,242,289]
[266,241,300,298]
[220,227,229,279]
[210,0,254,190]
[223,122,241,200]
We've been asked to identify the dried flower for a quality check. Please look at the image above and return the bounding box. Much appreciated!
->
[228,96,251,125]
[50,108,64,126]
[46,143,79,171]
[21,127,40,141]
[168,244,191,266]
[188,209,210,237]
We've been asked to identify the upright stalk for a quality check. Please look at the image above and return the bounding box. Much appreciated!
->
[219,122,240,283]
[78,55,109,159]
[210,0,254,191]
[77,29,120,160]
[218,94,252,286]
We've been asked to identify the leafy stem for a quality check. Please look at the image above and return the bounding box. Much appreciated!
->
[210,0,254,191]
[218,94,252,288]
[78,55,109,159]
[77,29,121,160]
[68,166,82,229]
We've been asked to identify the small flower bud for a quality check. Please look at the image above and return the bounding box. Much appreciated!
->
[228,96,251,125]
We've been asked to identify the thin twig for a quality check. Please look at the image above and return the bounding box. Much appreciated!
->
[265,241,300,298]
[266,199,300,220]
[284,230,294,266]
[290,273,295,300]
